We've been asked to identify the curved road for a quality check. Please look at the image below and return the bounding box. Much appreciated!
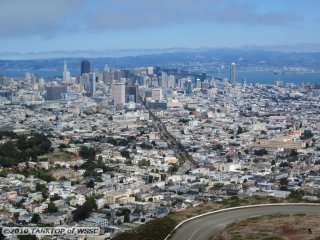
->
[170,205,320,240]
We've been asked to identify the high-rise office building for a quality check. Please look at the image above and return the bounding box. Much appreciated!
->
[81,60,90,75]
[63,61,71,84]
[112,81,125,105]
[119,66,129,79]
[79,73,89,88]
[186,79,193,95]
[230,63,236,83]
[152,88,163,101]
[46,85,67,100]
[125,85,138,103]
[161,72,167,87]
[147,67,154,75]
[113,69,122,81]
[167,75,175,89]
[88,72,96,96]
[103,65,111,84]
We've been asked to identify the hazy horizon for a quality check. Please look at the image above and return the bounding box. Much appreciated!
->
[1,44,320,60]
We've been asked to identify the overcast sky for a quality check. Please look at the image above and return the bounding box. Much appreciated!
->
[1,0,320,55]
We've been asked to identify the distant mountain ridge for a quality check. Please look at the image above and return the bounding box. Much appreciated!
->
[2,44,320,60]
[0,48,320,77]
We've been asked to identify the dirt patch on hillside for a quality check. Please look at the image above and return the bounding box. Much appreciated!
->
[212,214,320,240]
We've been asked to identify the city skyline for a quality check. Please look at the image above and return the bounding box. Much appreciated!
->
[1,0,320,59]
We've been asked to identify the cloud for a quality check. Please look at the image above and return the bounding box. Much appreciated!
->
[0,0,84,37]
[208,5,301,26]
[0,0,303,38]
[78,0,303,31]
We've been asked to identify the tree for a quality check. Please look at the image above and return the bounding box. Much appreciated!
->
[31,213,41,223]
[280,185,288,191]
[124,212,130,223]
[58,144,68,149]
[290,149,298,156]
[302,130,313,139]
[237,126,243,135]
[140,143,152,149]
[279,161,290,168]
[60,176,67,181]
[289,190,304,200]
[124,159,132,165]
[48,202,58,213]
[36,183,48,200]
[17,135,28,151]
[15,198,26,208]
[168,163,179,174]
[279,177,289,186]
[73,197,97,222]
[86,179,95,189]
[50,194,62,202]
[79,146,96,160]
[0,170,7,177]
[97,155,103,165]
[212,144,223,151]
[120,150,130,159]
[254,149,268,156]
[116,208,130,216]
[138,159,150,167]
[271,160,276,165]
[0,133,52,167]
[28,133,52,155]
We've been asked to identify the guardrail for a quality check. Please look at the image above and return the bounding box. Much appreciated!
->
[164,203,320,240]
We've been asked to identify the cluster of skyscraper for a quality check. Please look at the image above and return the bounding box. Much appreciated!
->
[45,60,237,108]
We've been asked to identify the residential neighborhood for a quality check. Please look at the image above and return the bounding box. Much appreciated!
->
[0,63,320,239]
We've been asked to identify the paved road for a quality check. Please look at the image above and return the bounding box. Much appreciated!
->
[170,205,320,240]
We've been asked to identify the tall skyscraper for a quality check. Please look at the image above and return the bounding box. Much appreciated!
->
[147,67,154,75]
[81,60,90,75]
[79,73,89,88]
[125,85,138,103]
[152,88,163,101]
[186,79,193,95]
[63,61,71,83]
[88,72,96,96]
[161,72,167,87]
[230,62,236,83]
[113,69,122,81]
[166,75,175,89]
[112,81,125,106]
[103,65,111,84]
